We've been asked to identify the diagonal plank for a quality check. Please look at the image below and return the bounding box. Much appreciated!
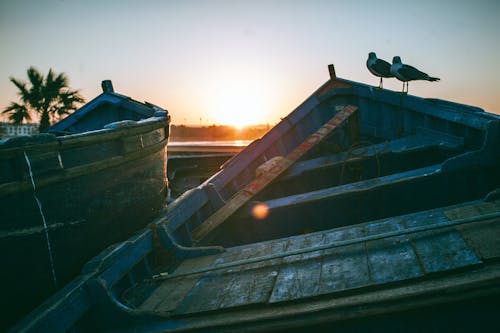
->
[192,105,358,243]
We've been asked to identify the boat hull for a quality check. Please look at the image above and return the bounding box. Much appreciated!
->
[0,117,169,330]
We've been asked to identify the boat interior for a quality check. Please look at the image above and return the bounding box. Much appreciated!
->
[164,78,499,249]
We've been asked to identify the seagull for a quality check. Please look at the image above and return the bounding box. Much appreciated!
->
[390,56,440,93]
[366,52,394,88]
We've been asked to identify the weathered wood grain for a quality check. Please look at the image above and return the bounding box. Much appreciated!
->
[283,232,325,263]
[319,243,370,294]
[175,266,279,314]
[444,200,500,220]
[138,275,201,312]
[448,200,500,260]
[269,260,323,302]
[364,220,423,284]
[141,200,495,316]
[407,229,481,274]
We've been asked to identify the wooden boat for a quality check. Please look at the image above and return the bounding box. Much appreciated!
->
[166,142,246,197]
[167,152,235,199]
[11,67,500,332]
[0,81,170,331]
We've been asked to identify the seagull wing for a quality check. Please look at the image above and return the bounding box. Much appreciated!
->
[372,59,393,77]
[400,64,430,80]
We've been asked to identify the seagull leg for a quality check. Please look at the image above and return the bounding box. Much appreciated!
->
[402,82,408,94]
[379,77,383,89]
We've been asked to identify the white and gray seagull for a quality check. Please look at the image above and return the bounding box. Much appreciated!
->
[366,52,394,88]
[390,56,440,93]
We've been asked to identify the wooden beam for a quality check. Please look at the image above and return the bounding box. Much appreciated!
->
[191,105,358,243]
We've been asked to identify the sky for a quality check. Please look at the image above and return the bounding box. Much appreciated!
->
[1,0,499,126]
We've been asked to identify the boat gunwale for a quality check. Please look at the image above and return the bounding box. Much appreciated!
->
[0,115,169,158]
[0,133,168,197]
[329,77,499,124]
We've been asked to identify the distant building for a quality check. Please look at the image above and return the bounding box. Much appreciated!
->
[0,122,39,138]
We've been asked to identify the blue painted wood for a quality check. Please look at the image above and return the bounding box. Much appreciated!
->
[319,79,497,130]
[81,230,151,275]
[364,221,423,284]
[402,209,482,274]
[160,187,208,233]
[156,223,224,260]
[48,91,164,134]
[97,231,154,288]
[262,164,441,211]
[442,121,500,171]
[280,133,460,181]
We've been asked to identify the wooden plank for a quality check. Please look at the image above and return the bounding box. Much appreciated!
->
[138,275,201,312]
[364,221,423,284]
[208,240,289,274]
[175,266,279,314]
[254,164,441,214]
[444,200,500,220]
[137,251,220,311]
[172,240,289,313]
[218,268,279,309]
[402,204,485,272]
[283,232,326,263]
[269,233,326,302]
[407,229,481,274]
[191,105,358,243]
[319,243,371,295]
[213,239,288,267]
[269,260,323,303]
[173,274,227,313]
[159,262,500,332]
[174,253,220,275]
[318,224,371,294]
[445,200,500,260]
[323,224,365,246]
[458,218,500,260]
[0,138,167,197]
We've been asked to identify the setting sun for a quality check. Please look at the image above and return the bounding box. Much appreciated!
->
[210,85,268,128]
[206,69,274,128]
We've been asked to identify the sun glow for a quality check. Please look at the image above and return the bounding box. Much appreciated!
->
[208,78,271,128]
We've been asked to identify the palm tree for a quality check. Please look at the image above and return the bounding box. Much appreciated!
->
[2,66,85,132]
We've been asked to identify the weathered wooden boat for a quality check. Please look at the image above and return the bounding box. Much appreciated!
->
[11,66,500,332]
[166,142,246,197]
[0,81,170,331]
[167,153,235,199]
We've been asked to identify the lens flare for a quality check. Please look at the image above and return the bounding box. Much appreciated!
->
[251,203,269,220]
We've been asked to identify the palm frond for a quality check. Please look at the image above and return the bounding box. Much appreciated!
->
[9,77,29,100]
[5,66,85,126]
[53,71,68,88]
[25,67,45,111]
[2,102,31,124]
[27,66,44,88]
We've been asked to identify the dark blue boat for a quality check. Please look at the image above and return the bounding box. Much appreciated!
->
[10,68,500,332]
[0,81,170,331]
